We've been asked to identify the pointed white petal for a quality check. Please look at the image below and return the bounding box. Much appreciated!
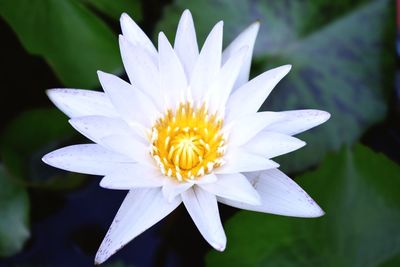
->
[97,71,158,128]
[42,144,132,176]
[207,46,248,114]
[219,169,324,218]
[243,131,306,159]
[100,135,151,166]
[200,173,260,205]
[120,13,157,59]
[46,89,118,118]
[190,21,223,101]
[215,148,279,174]
[119,36,162,108]
[95,188,181,264]
[100,164,164,189]
[222,22,260,90]
[226,65,291,121]
[181,187,226,251]
[192,173,218,185]
[158,32,187,107]
[228,111,285,147]
[69,116,144,145]
[266,109,331,136]
[162,179,193,203]
[174,9,199,79]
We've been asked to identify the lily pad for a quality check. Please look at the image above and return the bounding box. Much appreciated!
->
[158,0,395,172]
[0,0,122,88]
[206,144,400,267]
[82,0,142,21]
[0,165,30,257]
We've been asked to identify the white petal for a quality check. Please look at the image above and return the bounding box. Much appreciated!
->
[100,135,151,166]
[227,111,285,147]
[192,173,218,185]
[97,71,158,128]
[200,173,260,205]
[162,179,193,203]
[100,164,164,189]
[95,188,181,264]
[69,116,145,145]
[120,13,157,59]
[174,9,199,79]
[215,148,279,174]
[219,169,324,218]
[266,109,331,136]
[181,187,226,251]
[42,144,132,176]
[190,21,223,102]
[222,22,260,91]
[119,36,162,108]
[207,46,248,114]
[158,32,187,107]
[226,65,291,121]
[46,89,118,118]
[243,131,306,159]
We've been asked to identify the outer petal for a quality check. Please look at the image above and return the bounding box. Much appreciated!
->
[100,135,151,166]
[226,65,291,121]
[158,32,187,107]
[46,89,118,118]
[98,71,158,128]
[174,9,199,79]
[219,169,324,218]
[119,36,162,108]
[100,164,164,189]
[199,173,261,205]
[190,21,223,102]
[42,144,132,176]
[227,111,285,147]
[69,116,145,145]
[215,148,279,174]
[120,13,157,59]
[207,46,248,114]
[265,109,331,136]
[222,22,259,91]
[95,188,181,264]
[242,131,306,159]
[181,187,226,251]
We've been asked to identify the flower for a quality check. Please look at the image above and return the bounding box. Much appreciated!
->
[42,10,330,264]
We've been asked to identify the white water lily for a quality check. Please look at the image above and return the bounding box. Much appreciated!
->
[42,10,330,264]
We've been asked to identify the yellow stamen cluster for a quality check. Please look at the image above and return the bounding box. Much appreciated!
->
[150,102,226,182]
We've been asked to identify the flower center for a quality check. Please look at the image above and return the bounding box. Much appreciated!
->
[150,102,226,182]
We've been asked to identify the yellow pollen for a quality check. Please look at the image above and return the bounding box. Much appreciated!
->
[150,102,225,182]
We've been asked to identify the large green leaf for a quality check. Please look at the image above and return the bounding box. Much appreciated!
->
[206,144,400,267]
[0,0,122,88]
[158,0,395,172]
[0,165,30,257]
[0,108,86,189]
[82,0,142,21]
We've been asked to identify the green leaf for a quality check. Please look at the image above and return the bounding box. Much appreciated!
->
[0,108,87,190]
[158,0,395,172]
[82,0,142,21]
[0,165,30,257]
[206,144,400,267]
[0,0,122,88]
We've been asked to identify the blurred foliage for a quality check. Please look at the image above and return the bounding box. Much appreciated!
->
[0,108,87,190]
[158,0,395,172]
[0,0,124,88]
[206,144,400,267]
[0,165,30,257]
[82,0,142,21]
